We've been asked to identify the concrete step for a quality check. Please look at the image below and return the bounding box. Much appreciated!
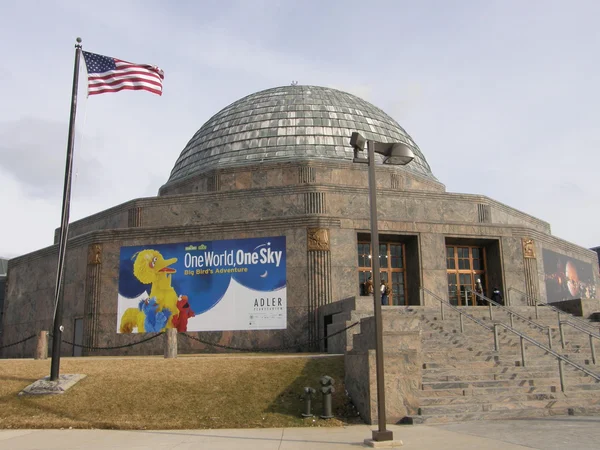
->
[406,405,570,425]
[421,378,573,391]
[419,312,599,333]
[423,370,595,384]
[423,357,599,374]
[418,391,593,406]
[421,341,596,358]
[417,384,565,398]
[421,350,561,362]
[417,397,600,417]
[419,388,600,406]
[421,360,563,369]
[425,322,598,340]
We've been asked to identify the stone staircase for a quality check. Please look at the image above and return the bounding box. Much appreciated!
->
[405,306,600,424]
[323,297,600,424]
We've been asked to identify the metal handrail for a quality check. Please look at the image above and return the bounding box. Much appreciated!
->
[421,287,492,332]
[559,320,600,365]
[421,287,600,391]
[493,322,600,391]
[466,288,553,349]
[508,287,600,333]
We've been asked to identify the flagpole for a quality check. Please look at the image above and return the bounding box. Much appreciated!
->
[50,37,83,381]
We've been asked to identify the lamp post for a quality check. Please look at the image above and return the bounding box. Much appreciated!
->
[350,131,414,442]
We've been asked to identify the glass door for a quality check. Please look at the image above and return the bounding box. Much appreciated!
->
[358,242,407,305]
[446,245,486,305]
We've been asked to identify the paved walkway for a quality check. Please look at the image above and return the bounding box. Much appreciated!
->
[1,416,599,449]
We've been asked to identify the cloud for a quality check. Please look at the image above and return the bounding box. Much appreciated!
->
[0,118,104,199]
[0,67,10,81]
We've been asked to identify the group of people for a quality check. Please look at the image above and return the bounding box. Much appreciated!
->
[362,275,504,306]
[474,278,503,305]
[363,276,391,305]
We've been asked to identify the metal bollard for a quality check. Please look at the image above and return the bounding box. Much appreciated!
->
[558,359,565,392]
[493,324,500,351]
[302,387,316,417]
[319,375,335,419]
[520,336,526,367]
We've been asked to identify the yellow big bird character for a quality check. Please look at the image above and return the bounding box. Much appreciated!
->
[119,249,179,333]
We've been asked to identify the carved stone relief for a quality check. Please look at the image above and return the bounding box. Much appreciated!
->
[522,238,536,259]
[307,228,330,251]
[88,243,102,265]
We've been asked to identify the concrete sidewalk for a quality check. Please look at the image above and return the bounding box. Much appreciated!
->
[1,417,599,449]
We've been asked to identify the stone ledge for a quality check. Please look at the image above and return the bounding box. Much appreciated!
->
[19,374,86,396]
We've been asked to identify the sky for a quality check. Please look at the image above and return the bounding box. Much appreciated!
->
[0,0,598,259]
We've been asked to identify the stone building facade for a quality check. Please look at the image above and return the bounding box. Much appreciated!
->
[2,85,599,358]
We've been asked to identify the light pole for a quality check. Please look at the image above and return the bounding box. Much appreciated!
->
[350,131,414,442]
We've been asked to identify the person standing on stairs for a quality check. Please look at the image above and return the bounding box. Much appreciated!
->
[364,276,374,296]
[475,278,485,306]
[381,279,389,305]
[491,287,504,306]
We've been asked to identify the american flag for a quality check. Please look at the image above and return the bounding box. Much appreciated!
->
[81,51,164,96]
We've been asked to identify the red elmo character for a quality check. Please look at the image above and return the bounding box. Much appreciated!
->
[171,295,196,332]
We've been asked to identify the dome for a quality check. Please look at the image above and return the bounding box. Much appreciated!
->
[166,85,436,184]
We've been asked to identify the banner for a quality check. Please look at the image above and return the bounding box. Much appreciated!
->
[117,236,286,333]
[542,248,596,303]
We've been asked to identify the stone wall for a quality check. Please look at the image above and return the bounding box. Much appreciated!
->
[3,220,335,357]
[159,161,446,197]
[345,313,422,424]
[6,160,598,358]
[60,162,557,251]
[1,244,89,359]
[552,298,600,319]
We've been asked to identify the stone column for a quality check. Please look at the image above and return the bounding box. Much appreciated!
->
[522,238,540,306]
[420,234,447,306]
[83,243,102,355]
[307,228,332,350]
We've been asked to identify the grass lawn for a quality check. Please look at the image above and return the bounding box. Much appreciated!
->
[0,355,361,430]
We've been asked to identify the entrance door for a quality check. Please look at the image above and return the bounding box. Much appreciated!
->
[73,318,83,357]
[446,246,486,305]
[358,242,407,305]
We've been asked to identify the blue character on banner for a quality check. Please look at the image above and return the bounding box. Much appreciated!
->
[140,297,172,332]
